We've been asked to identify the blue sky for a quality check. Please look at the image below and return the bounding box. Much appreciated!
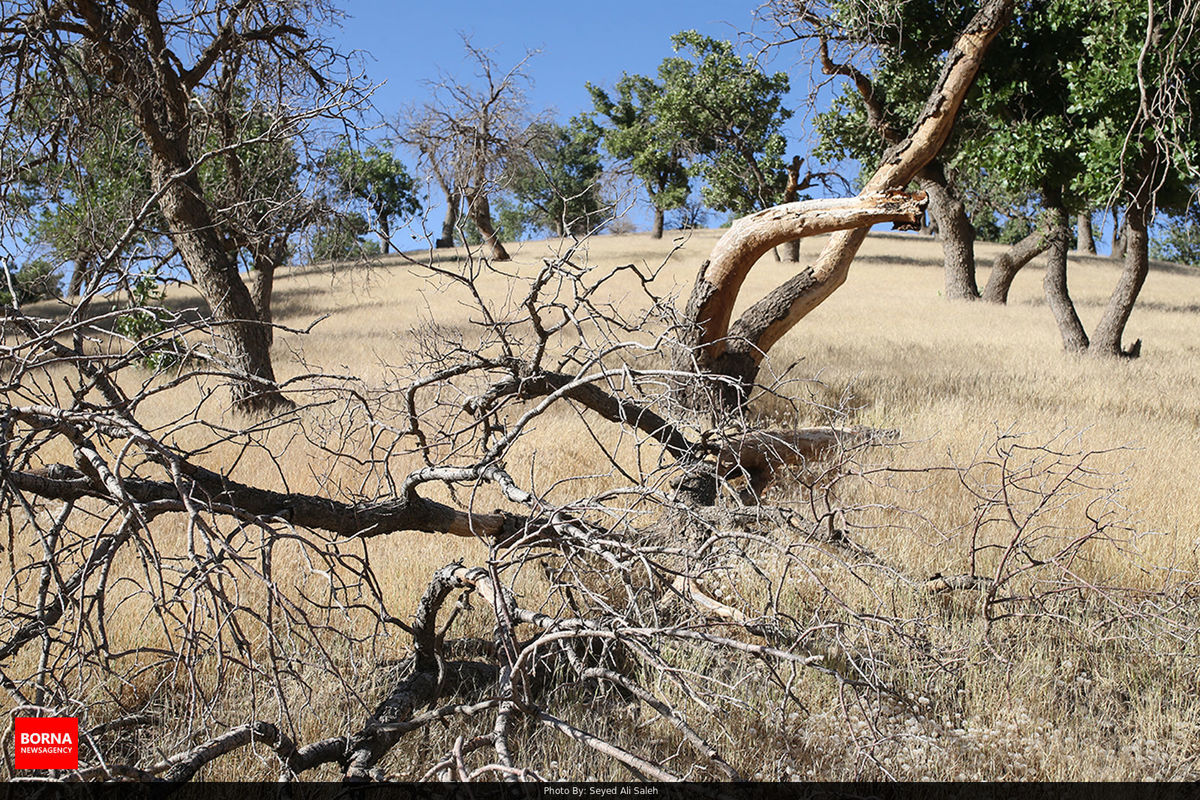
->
[333,1,835,241]
[338,1,772,131]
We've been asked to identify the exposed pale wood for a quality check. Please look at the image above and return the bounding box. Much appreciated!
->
[685,0,1014,394]
[684,192,927,367]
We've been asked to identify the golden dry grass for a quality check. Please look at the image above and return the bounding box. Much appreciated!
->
[7,227,1200,780]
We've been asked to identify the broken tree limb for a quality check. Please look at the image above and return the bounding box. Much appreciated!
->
[682,192,927,370]
[681,0,1014,404]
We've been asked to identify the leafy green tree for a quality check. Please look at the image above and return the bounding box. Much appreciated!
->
[1,257,62,306]
[310,212,381,261]
[657,31,793,216]
[588,74,689,238]
[11,67,161,298]
[504,116,606,238]
[328,143,421,255]
[976,0,1199,354]
[810,0,1008,299]
[1151,212,1200,267]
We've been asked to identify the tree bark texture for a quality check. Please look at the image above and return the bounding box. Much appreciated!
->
[652,206,665,239]
[782,156,803,262]
[981,219,1052,303]
[677,0,1013,406]
[676,193,927,393]
[1089,209,1148,357]
[1042,205,1089,353]
[1077,211,1096,254]
[918,164,978,300]
[468,191,511,261]
[249,260,275,348]
[148,155,289,412]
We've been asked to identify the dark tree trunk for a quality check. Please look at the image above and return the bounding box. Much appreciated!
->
[434,176,458,249]
[1112,208,1127,259]
[67,255,89,298]
[249,256,275,348]
[1042,204,1089,353]
[378,212,391,255]
[782,156,803,262]
[150,154,289,413]
[981,219,1052,304]
[1077,211,1096,254]
[467,191,510,261]
[652,206,665,239]
[918,164,978,300]
[1089,208,1148,358]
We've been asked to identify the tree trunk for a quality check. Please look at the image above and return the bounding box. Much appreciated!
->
[67,256,89,298]
[981,219,1052,303]
[378,212,391,255]
[434,175,458,249]
[249,256,275,348]
[918,164,978,300]
[652,206,665,239]
[674,193,927,406]
[1089,208,1148,358]
[150,155,290,413]
[1077,211,1096,254]
[1042,205,1089,353]
[467,191,510,261]
[1111,208,1127,259]
[677,0,1013,408]
[782,156,803,262]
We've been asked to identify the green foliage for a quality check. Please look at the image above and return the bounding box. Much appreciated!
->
[998,216,1036,246]
[15,67,161,287]
[656,31,793,214]
[589,74,690,220]
[815,0,1199,227]
[1151,214,1200,267]
[1,258,63,305]
[504,116,607,237]
[972,208,1002,243]
[113,271,184,371]
[311,213,381,261]
[327,143,421,251]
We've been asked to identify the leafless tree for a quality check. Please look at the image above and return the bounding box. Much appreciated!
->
[396,38,540,261]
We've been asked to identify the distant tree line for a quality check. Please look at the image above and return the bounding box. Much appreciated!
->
[2,0,1196,408]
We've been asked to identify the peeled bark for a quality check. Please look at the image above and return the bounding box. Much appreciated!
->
[679,193,927,369]
[919,165,978,300]
[981,219,1052,303]
[677,0,1013,407]
[1042,205,1089,353]
[1089,209,1148,357]
[1077,212,1096,254]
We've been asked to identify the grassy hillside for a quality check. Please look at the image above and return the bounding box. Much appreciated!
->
[10,228,1200,780]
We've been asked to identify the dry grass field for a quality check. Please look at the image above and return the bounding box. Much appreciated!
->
[7,227,1199,781]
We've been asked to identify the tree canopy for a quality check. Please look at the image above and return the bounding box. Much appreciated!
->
[327,142,421,255]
